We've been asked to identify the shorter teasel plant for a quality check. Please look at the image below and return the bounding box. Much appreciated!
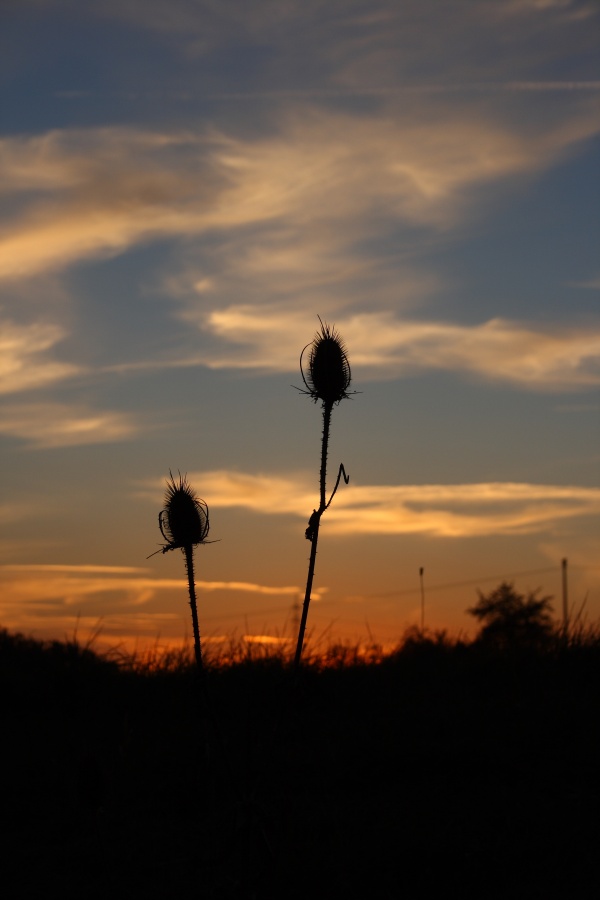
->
[149,471,212,674]
[294,316,354,670]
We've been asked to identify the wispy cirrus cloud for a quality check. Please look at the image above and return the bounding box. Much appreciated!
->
[325,482,600,538]
[43,0,598,83]
[1,102,597,281]
[0,318,79,394]
[159,470,600,538]
[0,563,307,599]
[0,128,223,280]
[0,562,326,652]
[0,565,318,631]
[191,306,600,390]
[0,402,139,447]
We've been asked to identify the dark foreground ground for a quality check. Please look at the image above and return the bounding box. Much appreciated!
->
[2,629,599,899]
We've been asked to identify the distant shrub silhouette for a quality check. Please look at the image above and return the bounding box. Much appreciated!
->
[467,581,554,651]
[294,317,353,670]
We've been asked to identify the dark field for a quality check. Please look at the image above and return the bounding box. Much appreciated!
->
[2,628,599,899]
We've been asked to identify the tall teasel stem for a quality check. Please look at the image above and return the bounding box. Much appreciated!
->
[294,319,353,671]
[319,401,333,511]
[184,544,203,671]
[149,471,211,674]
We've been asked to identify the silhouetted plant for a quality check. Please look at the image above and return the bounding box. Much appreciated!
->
[467,581,554,651]
[294,317,353,670]
[149,471,211,673]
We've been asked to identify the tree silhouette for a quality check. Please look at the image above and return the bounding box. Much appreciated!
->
[467,581,554,650]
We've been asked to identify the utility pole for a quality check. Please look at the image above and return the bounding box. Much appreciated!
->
[561,557,569,634]
[419,567,425,633]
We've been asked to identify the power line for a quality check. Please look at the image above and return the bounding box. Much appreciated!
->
[368,566,560,600]
[192,562,598,627]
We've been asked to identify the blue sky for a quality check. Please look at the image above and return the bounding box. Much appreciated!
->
[1,0,599,652]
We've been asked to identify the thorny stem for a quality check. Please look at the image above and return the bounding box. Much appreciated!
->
[294,401,333,672]
[319,401,332,510]
[184,544,203,673]
[294,515,321,672]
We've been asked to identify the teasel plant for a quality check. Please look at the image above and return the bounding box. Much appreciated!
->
[148,471,213,675]
[294,317,353,671]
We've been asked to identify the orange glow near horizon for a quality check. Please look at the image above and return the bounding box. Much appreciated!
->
[1,555,596,660]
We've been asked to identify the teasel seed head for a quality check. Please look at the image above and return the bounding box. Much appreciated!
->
[300,316,352,405]
[158,471,210,552]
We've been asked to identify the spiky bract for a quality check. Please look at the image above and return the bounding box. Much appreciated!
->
[301,318,351,405]
[159,472,210,551]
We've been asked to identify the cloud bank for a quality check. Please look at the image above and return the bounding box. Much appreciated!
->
[0,565,316,632]
[0,402,139,448]
[169,470,600,538]
[1,103,597,282]
[197,307,600,390]
[0,319,79,394]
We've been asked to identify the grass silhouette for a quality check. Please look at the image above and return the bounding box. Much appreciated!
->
[3,622,600,897]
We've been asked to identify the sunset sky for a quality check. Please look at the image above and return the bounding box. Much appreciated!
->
[1,0,599,654]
